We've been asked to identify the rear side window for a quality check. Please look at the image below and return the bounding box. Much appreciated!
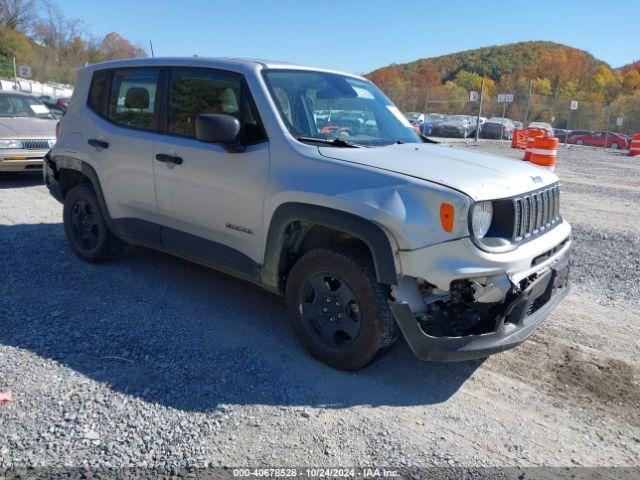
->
[87,70,109,116]
[107,69,159,130]
[168,68,266,144]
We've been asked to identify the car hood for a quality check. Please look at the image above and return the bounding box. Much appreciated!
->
[318,143,558,201]
[0,117,57,138]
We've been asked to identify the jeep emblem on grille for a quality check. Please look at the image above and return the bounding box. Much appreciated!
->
[530,175,543,183]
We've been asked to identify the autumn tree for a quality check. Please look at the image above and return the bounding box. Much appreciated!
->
[92,32,146,62]
[0,0,33,30]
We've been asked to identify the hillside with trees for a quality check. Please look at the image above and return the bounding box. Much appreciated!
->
[366,41,640,134]
[0,0,146,85]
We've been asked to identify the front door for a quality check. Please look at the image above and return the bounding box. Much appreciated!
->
[152,67,269,275]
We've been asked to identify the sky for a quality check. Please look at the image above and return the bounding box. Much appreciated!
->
[57,0,638,74]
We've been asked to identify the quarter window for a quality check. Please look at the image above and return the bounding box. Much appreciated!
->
[107,69,159,130]
[87,70,109,116]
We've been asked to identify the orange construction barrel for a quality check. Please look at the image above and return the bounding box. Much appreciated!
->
[630,133,640,156]
[511,128,528,149]
[530,136,559,170]
[523,129,545,161]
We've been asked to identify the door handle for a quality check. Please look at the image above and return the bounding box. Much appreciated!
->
[155,153,183,165]
[87,139,109,149]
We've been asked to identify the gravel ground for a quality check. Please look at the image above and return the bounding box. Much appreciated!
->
[1,143,639,471]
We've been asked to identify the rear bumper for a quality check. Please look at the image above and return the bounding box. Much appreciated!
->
[43,153,64,203]
[392,245,571,362]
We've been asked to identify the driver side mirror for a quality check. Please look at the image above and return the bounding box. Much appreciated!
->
[195,114,244,152]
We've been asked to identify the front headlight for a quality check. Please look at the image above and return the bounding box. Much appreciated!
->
[471,201,493,238]
[0,139,23,149]
[47,139,56,148]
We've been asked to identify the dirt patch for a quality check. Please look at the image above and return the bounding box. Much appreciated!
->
[487,337,640,426]
[552,348,640,420]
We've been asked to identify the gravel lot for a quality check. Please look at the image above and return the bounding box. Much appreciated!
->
[1,142,639,470]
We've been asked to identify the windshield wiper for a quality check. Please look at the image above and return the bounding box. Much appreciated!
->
[295,136,363,148]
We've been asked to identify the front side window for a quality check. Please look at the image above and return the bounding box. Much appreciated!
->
[262,69,420,147]
[108,69,159,130]
[168,68,266,144]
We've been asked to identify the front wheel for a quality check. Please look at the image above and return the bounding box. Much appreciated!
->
[576,139,584,145]
[610,142,620,149]
[285,247,399,370]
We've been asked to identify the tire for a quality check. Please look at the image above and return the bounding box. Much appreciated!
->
[576,139,584,145]
[285,247,399,370]
[63,183,116,262]
[610,142,619,149]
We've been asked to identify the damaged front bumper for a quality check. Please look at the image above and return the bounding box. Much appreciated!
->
[392,234,571,362]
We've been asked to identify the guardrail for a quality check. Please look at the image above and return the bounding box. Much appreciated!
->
[0,77,73,98]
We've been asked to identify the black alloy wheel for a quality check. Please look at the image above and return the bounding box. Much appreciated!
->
[298,273,363,350]
[70,199,100,251]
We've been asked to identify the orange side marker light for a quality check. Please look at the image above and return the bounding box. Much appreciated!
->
[440,203,454,232]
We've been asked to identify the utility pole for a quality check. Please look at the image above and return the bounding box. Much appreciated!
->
[603,108,610,151]
[12,57,18,90]
[149,41,155,58]
[475,78,485,142]
[523,79,532,125]
[424,85,429,115]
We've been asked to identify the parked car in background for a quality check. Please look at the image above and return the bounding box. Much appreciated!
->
[553,128,569,142]
[0,91,57,172]
[513,121,524,129]
[404,112,442,135]
[567,131,629,149]
[40,100,66,118]
[404,112,424,124]
[567,130,591,137]
[528,121,553,136]
[404,112,430,134]
[431,115,475,138]
[480,117,515,139]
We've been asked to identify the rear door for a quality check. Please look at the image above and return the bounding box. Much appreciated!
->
[152,67,269,270]
[84,68,164,244]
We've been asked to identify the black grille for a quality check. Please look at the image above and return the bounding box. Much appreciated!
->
[22,139,50,150]
[513,184,560,241]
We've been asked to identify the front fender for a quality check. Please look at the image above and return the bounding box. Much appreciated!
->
[261,202,400,290]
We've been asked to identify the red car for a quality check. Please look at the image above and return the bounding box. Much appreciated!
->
[568,131,629,149]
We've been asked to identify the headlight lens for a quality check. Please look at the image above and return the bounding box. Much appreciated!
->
[48,139,56,148]
[0,139,23,149]
[471,201,493,238]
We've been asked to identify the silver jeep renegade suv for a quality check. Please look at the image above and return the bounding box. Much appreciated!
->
[44,58,571,370]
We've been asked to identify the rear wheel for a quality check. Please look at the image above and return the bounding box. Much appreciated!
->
[285,247,398,370]
[576,139,584,145]
[63,184,116,262]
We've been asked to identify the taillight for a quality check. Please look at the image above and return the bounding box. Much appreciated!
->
[55,121,61,139]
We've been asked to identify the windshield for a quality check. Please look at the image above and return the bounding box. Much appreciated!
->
[263,69,421,146]
[0,93,54,118]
